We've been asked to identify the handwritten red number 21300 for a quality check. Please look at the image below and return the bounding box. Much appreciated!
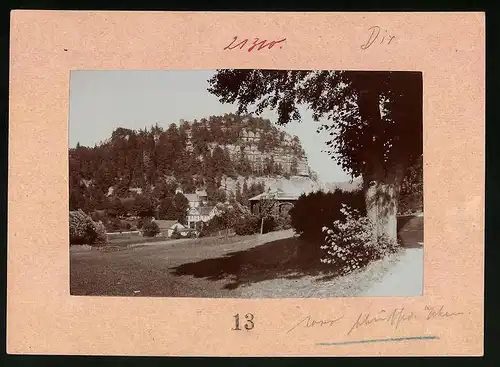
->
[224,37,286,52]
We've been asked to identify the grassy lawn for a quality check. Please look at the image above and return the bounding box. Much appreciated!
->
[172,215,423,290]
[172,235,333,290]
[70,216,423,297]
[108,236,173,246]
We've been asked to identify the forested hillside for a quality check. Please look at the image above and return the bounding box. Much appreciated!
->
[69,113,314,213]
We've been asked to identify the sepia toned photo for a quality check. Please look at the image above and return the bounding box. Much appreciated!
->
[69,69,423,298]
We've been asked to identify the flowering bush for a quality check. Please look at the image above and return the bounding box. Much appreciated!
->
[91,220,108,245]
[320,204,398,275]
[69,209,108,246]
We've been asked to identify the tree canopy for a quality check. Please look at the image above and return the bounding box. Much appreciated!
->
[208,70,423,242]
[208,70,422,179]
[69,113,311,213]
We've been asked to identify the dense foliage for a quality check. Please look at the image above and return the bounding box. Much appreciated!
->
[289,189,366,241]
[234,214,261,236]
[208,70,422,179]
[321,205,398,275]
[398,155,423,214]
[208,70,423,242]
[69,113,307,215]
[142,220,160,237]
[69,209,108,246]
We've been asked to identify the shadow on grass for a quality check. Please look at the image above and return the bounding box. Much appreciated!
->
[172,236,337,290]
[172,215,424,289]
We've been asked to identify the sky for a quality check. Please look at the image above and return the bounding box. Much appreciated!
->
[69,70,351,184]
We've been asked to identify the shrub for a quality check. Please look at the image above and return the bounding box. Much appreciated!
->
[137,217,146,230]
[234,214,260,235]
[321,204,398,275]
[69,209,108,246]
[91,220,108,245]
[201,203,238,236]
[275,214,292,231]
[261,215,277,233]
[106,218,121,232]
[142,221,160,237]
[290,189,365,241]
[170,227,182,239]
[399,156,423,214]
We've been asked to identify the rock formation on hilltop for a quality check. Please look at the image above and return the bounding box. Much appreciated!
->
[69,113,319,212]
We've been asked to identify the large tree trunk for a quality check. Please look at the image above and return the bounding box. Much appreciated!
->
[363,163,405,244]
[356,79,407,244]
[364,179,398,242]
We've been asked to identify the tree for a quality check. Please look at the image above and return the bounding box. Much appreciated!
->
[263,157,274,175]
[173,192,189,224]
[208,70,422,243]
[133,195,155,218]
[211,145,226,178]
[241,180,250,207]
[114,179,130,198]
[236,148,253,177]
[107,197,126,218]
[158,197,176,219]
[152,178,176,206]
[235,181,242,204]
[69,178,86,211]
[179,121,190,148]
[222,147,236,178]
[258,190,278,234]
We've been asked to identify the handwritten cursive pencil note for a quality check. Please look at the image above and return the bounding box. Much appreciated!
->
[286,305,466,342]
[361,26,396,50]
[224,36,287,52]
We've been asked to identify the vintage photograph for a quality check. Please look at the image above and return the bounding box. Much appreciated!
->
[69,69,423,298]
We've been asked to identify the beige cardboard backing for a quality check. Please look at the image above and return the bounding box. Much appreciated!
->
[8,11,484,356]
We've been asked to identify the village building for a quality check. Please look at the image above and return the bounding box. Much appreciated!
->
[151,219,195,238]
[248,188,298,217]
[176,187,208,209]
[186,206,217,229]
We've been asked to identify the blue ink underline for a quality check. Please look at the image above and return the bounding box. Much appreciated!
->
[316,336,439,346]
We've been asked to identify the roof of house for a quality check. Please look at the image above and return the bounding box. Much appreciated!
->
[187,206,215,217]
[195,189,207,197]
[152,219,180,230]
[184,193,199,202]
[248,189,299,202]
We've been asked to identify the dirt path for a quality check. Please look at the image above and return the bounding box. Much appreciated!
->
[236,247,421,298]
[359,248,424,296]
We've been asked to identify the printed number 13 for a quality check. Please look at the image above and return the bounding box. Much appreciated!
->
[232,313,254,330]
